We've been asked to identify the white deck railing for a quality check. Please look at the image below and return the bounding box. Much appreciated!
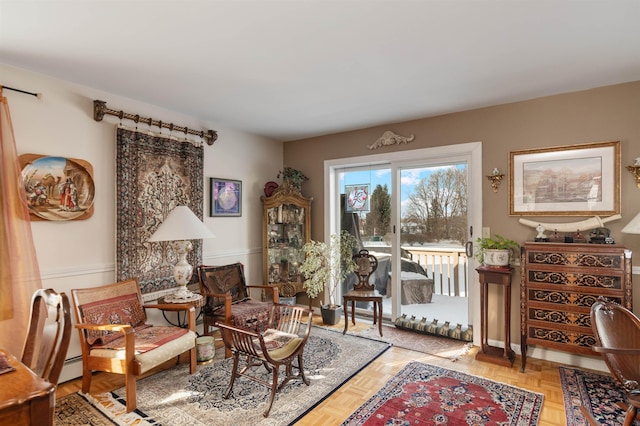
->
[403,247,469,297]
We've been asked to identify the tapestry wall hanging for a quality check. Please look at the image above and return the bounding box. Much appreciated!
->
[116,127,204,294]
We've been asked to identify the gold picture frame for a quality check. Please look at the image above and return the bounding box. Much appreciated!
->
[509,141,620,216]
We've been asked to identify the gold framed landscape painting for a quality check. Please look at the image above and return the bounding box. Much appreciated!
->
[509,141,620,216]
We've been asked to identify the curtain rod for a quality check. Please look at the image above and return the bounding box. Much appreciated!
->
[93,100,218,146]
[1,85,42,99]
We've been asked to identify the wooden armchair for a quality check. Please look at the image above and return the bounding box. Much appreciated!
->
[591,298,640,426]
[217,303,313,417]
[21,288,72,386]
[197,263,279,355]
[71,279,197,413]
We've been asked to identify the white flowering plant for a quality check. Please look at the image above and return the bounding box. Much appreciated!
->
[299,231,358,308]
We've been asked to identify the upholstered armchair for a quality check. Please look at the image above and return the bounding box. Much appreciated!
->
[197,263,279,356]
[71,278,197,413]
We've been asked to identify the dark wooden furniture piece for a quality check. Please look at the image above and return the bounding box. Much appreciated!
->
[520,242,632,372]
[217,303,313,417]
[71,279,197,412]
[156,293,204,329]
[475,266,515,367]
[22,288,72,386]
[0,348,55,425]
[261,184,312,299]
[343,249,383,337]
[591,298,640,426]
[197,263,279,356]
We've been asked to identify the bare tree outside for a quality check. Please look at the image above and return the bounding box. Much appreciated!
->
[403,166,467,245]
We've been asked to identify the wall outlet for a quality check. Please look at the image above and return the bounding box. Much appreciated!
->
[482,227,491,239]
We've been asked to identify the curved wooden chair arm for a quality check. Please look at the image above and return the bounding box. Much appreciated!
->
[217,322,261,358]
[144,304,197,331]
[246,285,279,302]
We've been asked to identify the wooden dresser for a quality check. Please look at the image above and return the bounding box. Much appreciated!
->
[520,242,632,372]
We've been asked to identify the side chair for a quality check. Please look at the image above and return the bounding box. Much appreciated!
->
[217,303,313,417]
[21,288,72,386]
[71,278,197,412]
[197,262,279,356]
[343,249,383,337]
[591,298,640,426]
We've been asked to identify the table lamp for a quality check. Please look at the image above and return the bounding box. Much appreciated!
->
[148,206,215,301]
[622,211,640,235]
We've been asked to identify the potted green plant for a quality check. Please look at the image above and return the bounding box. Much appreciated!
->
[475,234,520,266]
[299,230,358,325]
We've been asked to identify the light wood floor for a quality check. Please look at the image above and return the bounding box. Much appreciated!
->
[57,319,590,425]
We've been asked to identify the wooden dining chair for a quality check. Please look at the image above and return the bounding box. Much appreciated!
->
[21,288,72,386]
[591,298,640,426]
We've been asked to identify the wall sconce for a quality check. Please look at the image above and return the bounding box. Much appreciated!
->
[486,168,504,193]
[626,158,640,188]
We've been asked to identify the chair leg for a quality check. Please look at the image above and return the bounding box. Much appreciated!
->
[224,353,240,399]
[624,404,639,426]
[189,346,197,374]
[81,367,92,394]
[264,364,279,417]
[125,371,137,412]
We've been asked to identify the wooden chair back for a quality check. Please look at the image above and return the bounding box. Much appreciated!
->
[591,298,640,388]
[22,288,72,385]
[352,249,378,291]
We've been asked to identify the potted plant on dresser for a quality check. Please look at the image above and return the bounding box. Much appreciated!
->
[475,234,520,267]
[299,230,358,325]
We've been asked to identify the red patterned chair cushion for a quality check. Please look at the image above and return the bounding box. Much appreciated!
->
[79,293,147,345]
[215,299,272,332]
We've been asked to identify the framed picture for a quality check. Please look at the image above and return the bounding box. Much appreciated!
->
[345,184,370,213]
[509,141,620,216]
[210,178,242,217]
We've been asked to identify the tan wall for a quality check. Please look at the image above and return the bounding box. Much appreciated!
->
[283,81,640,355]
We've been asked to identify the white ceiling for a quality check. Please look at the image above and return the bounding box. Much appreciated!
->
[1,1,640,141]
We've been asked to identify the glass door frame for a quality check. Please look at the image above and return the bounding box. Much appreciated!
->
[324,142,483,347]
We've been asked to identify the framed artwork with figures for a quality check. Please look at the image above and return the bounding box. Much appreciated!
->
[210,178,242,217]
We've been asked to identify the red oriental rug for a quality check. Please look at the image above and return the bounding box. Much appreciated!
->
[342,361,543,425]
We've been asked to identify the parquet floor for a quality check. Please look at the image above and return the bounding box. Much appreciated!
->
[57,318,582,425]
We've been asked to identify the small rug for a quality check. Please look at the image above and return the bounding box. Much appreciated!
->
[55,392,156,425]
[560,366,638,425]
[321,319,471,360]
[342,361,544,425]
[79,326,389,426]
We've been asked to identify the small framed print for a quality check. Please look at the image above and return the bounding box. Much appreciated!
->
[210,178,242,217]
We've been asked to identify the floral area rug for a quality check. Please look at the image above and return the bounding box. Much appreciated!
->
[80,326,389,426]
[560,366,639,425]
[55,392,156,425]
[342,361,544,425]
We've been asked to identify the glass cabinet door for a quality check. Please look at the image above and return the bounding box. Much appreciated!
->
[261,188,312,297]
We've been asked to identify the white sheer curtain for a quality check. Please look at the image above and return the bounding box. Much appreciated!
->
[0,88,42,356]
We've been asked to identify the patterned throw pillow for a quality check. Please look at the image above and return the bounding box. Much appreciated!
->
[79,293,147,345]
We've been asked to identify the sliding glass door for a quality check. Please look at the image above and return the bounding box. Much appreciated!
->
[327,142,482,344]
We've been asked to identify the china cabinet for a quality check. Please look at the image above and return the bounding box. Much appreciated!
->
[261,183,312,298]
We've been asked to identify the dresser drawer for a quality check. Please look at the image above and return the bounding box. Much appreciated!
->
[526,288,625,308]
[526,269,623,290]
[525,250,624,269]
[527,324,597,354]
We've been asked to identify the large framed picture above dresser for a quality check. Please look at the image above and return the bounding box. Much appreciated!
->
[520,242,632,372]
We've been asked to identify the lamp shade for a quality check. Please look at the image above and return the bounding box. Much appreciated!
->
[621,211,640,235]
[148,206,215,242]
